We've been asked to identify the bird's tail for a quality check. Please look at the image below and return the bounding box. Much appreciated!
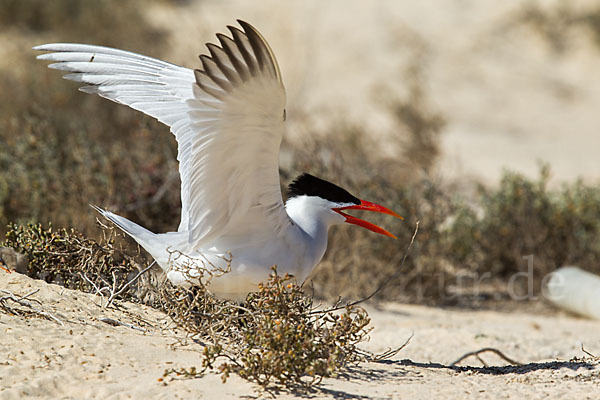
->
[91,205,182,270]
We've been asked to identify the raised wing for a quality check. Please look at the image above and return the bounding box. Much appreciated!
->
[35,20,290,248]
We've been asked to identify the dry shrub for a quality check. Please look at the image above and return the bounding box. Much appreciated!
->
[0,109,181,237]
[3,222,147,302]
[160,268,373,389]
[288,125,600,303]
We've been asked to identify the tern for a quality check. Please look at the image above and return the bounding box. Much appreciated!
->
[35,20,402,300]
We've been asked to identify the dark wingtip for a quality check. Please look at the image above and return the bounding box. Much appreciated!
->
[236,19,251,29]
[197,20,282,99]
[227,24,244,37]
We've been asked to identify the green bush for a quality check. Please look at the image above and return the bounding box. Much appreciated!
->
[449,167,600,288]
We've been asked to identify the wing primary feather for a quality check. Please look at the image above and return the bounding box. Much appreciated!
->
[193,69,226,101]
[237,19,280,80]
[227,25,259,77]
[206,43,242,86]
[216,33,250,82]
[238,21,270,77]
[199,54,234,93]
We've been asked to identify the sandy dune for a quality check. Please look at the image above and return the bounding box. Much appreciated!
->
[1,270,598,399]
[146,0,600,185]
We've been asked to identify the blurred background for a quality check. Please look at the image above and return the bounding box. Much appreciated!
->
[2,0,600,305]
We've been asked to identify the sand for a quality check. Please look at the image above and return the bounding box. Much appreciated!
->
[1,269,598,399]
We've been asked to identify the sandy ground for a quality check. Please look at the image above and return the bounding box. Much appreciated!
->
[2,270,598,399]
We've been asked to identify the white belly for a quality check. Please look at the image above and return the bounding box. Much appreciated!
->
[165,225,327,301]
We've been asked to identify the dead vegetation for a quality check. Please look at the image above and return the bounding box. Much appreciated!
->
[3,222,149,304]
[0,288,64,326]
[160,268,378,389]
[451,347,523,367]
[3,224,386,391]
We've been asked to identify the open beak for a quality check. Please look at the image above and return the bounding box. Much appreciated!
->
[333,200,403,239]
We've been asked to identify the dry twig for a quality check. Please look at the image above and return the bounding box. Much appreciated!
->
[106,261,156,307]
[450,347,523,367]
[99,317,146,332]
[369,331,414,362]
[0,289,64,326]
[308,221,420,315]
[581,344,598,359]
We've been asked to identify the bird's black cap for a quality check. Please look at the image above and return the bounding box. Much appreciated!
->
[287,173,360,205]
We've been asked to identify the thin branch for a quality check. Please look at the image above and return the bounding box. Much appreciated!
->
[370,331,414,362]
[1,290,34,307]
[99,317,146,332]
[309,221,420,315]
[80,271,107,305]
[581,344,598,358]
[476,354,488,367]
[450,347,523,367]
[20,289,41,302]
[0,290,65,326]
[38,311,64,326]
[106,261,156,307]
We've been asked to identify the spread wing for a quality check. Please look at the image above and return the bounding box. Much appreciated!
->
[35,20,291,248]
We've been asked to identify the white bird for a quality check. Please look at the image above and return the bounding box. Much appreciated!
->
[35,20,402,301]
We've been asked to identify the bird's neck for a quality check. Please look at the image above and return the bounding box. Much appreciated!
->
[284,196,343,271]
[285,196,336,240]
[281,196,347,282]
[286,209,329,277]
[287,206,329,242]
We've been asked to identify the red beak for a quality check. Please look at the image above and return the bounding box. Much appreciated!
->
[333,200,403,239]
